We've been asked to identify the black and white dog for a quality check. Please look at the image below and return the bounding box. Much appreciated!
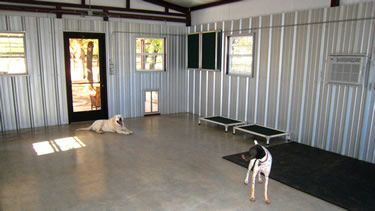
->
[241,140,272,204]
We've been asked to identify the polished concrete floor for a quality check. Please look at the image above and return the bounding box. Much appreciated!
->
[0,113,343,211]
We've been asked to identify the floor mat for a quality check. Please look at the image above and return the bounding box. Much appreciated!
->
[222,142,375,211]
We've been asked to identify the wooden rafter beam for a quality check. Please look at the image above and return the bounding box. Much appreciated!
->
[0,0,185,17]
[143,0,188,14]
[0,0,186,24]
[190,0,242,11]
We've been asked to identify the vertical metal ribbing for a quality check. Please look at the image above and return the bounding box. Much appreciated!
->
[359,7,375,160]
[11,77,19,130]
[244,17,252,123]
[187,69,190,113]
[26,76,33,128]
[129,28,134,117]
[265,15,273,126]
[368,98,375,161]
[326,86,337,150]
[275,13,285,128]
[245,77,249,122]
[36,17,48,127]
[23,17,33,129]
[312,8,327,147]
[199,70,202,116]
[254,16,262,123]
[236,76,240,119]
[235,19,242,120]
[298,11,312,143]
[220,21,225,116]
[206,70,208,116]
[193,70,196,114]
[212,23,217,116]
[322,8,339,150]
[342,88,353,154]
[51,19,61,125]
[227,20,234,118]
[353,6,371,156]
[227,75,231,117]
[287,12,298,133]
[0,88,3,132]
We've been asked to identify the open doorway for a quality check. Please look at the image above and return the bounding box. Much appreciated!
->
[144,90,159,115]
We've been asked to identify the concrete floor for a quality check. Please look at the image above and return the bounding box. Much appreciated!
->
[0,113,343,211]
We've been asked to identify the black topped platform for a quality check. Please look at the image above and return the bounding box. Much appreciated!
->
[233,124,288,145]
[198,116,245,132]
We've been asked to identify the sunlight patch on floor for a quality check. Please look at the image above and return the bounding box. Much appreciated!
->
[32,136,86,156]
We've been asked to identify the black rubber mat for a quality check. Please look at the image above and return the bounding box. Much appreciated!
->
[223,142,375,211]
[203,116,241,124]
[237,124,285,136]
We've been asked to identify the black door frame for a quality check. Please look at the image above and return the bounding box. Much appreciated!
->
[64,32,108,123]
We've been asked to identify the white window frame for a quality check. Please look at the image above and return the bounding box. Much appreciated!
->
[136,37,166,72]
[0,32,28,76]
[226,33,255,77]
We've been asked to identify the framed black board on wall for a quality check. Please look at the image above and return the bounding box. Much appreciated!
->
[187,31,222,71]
[187,33,199,69]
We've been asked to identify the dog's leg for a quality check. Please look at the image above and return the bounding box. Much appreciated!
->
[116,130,131,135]
[95,121,104,134]
[264,175,270,204]
[250,162,259,202]
[257,171,263,183]
[244,159,255,185]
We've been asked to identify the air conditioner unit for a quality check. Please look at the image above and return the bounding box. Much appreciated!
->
[325,54,368,86]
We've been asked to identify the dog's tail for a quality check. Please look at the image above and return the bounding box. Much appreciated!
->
[254,140,258,145]
[76,126,92,131]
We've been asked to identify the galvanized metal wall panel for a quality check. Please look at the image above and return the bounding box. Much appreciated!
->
[111,21,186,118]
[189,2,375,163]
[1,15,187,133]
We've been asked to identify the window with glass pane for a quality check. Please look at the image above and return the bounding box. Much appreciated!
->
[0,32,27,75]
[227,34,254,76]
[136,38,165,71]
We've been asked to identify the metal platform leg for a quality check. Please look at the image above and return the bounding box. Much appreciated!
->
[233,127,236,135]
[266,138,270,145]
[198,119,201,125]
[225,126,228,133]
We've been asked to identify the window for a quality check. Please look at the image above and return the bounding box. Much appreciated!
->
[144,90,159,114]
[136,38,166,71]
[187,31,222,71]
[0,32,27,75]
[227,34,254,76]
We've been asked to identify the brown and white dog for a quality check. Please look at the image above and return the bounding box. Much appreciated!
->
[242,140,272,204]
[76,114,133,135]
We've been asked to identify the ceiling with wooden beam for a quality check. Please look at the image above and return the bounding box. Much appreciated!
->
[0,0,243,26]
[146,0,242,11]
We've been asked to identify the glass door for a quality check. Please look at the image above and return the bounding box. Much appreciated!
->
[64,32,108,123]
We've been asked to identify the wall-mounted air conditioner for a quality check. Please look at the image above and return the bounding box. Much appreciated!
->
[325,54,368,86]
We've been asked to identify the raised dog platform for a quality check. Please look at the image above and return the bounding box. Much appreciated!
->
[198,116,245,132]
[233,124,288,145]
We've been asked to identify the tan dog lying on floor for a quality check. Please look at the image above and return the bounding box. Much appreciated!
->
[76,114,133,135]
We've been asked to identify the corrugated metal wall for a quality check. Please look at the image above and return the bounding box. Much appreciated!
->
[188,2,375,163]
[109,21,187,118]
[0,16,187,132]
